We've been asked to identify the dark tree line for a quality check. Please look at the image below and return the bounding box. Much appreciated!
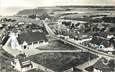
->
[28,13,51,20]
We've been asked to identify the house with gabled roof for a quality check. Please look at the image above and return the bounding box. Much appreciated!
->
[11,54,35,72]
[2,31,48,51]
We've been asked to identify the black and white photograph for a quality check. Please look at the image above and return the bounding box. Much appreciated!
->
[0,0,115,72]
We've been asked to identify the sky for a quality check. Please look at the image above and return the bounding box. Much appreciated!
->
[0,0,115,16]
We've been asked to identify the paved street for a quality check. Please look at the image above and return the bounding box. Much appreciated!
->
[40,50,87,52]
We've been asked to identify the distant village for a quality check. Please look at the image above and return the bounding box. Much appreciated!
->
[0,6,115,72]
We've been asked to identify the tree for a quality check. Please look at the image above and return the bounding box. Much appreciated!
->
[28,14,36,19]
[39,13,50,20]
[108,60,115,71]
[109,37,115,48]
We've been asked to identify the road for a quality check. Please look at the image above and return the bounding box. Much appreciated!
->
[43,20,115,59]
[40,50,87,53]
[54,37,115,59]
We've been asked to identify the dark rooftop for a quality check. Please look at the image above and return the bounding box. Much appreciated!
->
[17,31,47,44]
[85,65,94,72]
[90,36,110,47]
[93,32,107,38]
[93,57,115,72]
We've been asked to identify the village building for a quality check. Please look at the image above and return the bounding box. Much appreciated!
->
[2,31,48,51]
[90,37,115,52]
[93,57,115,72]
[11,54,36,72]
[90,36,110,48]
[89,32,115,52]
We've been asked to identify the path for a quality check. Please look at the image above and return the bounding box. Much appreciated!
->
[76,56,101,72]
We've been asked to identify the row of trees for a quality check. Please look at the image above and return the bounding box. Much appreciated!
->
[91,16,115,23]
[52,24,80,39]
[28,13,51,20]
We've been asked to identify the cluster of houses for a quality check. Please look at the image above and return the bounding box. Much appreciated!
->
[0,17,48,40]
[1,31,48,72]
[55,19,90,40]
[56,19,115,53]
[1,17,49,51]
[0,17,49,72]
[89,31,115,53]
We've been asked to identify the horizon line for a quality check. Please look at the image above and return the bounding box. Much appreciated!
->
[1,4,115,8]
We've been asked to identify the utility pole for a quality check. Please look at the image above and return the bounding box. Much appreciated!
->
[88,52,91,66]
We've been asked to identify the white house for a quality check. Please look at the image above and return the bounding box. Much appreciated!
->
[11,54,35,72]
[2,31,48,51]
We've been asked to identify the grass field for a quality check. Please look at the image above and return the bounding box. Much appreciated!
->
[28,52,98,72]
[37,40,81,50]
